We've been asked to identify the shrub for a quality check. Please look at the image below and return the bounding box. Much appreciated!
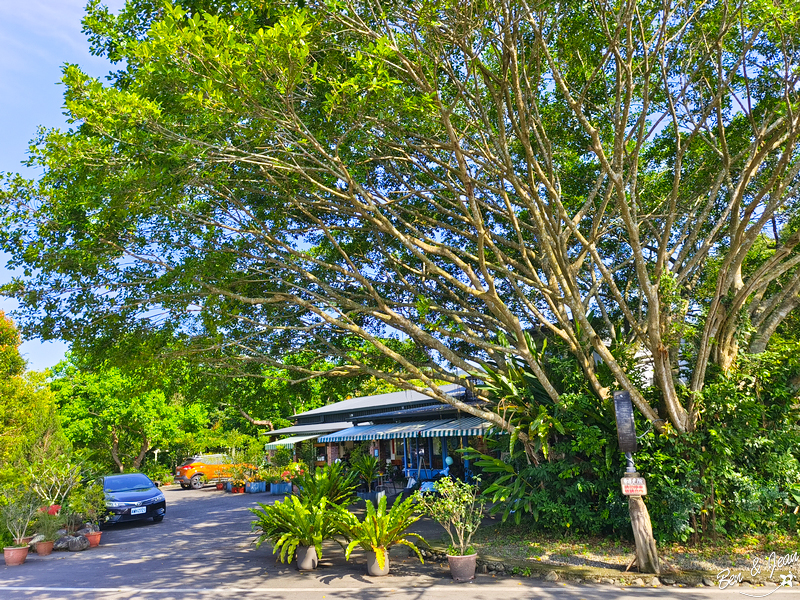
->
[296,462,358,506]
[250,496,351,563]
[416,477,485,555]
[344,495,426,568]
[350,454,380,492]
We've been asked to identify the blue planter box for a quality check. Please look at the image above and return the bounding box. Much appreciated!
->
[246,482,267,493]
[271,482,292,495]
[357,490,386,505]
[224,481,232,492]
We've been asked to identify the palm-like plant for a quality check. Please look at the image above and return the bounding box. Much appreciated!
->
[350,454,380,492]
[296,462,358,506]
[250,496,351,564]
[344,495,426,568]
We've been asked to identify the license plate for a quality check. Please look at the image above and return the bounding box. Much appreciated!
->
[130,506,147,515]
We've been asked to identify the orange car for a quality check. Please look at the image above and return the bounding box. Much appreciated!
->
[174,454,236,489]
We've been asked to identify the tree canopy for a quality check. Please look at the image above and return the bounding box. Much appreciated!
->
[2,0,800,449]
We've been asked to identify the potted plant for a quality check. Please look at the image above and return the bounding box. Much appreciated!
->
[1,490,39,566]
[416,477,486,581]
[68,482,107,547]
[351,454,384,504]
[33,510,65,556]
[344,495,426,576]
[27,456,82,515]
[273,462,304,495]
[295,462,358,506]
[250,496,350,570]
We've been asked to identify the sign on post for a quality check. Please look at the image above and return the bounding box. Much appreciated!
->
[621,476,648,496]
[613,390,638,453]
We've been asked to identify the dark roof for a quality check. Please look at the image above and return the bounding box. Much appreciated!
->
[293,384,463,424]
[260,422,353,437]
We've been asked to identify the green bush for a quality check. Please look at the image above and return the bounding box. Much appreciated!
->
[467,339,800,543]
[272,446,293,468]
[250,496,351,563]
[350,454,380,492]
[344,495,426,567]
[296,462,358,506]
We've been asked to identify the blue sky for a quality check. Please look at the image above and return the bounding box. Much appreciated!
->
[1,0,125,371]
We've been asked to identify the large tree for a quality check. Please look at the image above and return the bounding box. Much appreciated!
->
[0,313,67,485]
[2,0,800,449]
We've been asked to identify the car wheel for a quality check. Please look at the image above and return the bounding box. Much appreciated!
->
[190,474,204,490]
[180,483,190,490]
[152,515,164,522]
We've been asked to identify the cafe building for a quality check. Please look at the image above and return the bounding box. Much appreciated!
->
[263,384,494,482]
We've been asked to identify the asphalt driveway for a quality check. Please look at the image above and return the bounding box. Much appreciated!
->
[0,485,746,599]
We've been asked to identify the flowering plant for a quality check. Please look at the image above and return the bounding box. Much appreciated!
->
[281,462,306,482]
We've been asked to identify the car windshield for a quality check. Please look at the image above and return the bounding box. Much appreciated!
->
[104,474,154,492]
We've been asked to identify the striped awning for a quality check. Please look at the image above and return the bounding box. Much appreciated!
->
[317,424,392,442]
[264,434,319,450]
[318,418,493,442]
[418,416,493,437]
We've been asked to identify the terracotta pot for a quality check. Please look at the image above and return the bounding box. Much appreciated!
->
[366,549,390,576]
[216,482,224,490]
[295,545,318,570]
[3,546,29,566]
[447,553,477,582]
[35,540,55,556]
[85,531,102,548]
[14,536,34,546]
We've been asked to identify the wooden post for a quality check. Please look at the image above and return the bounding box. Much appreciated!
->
[628,491,660,575]
[614,392,660,575]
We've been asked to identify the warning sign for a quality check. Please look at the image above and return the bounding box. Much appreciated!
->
[621,477,647,496]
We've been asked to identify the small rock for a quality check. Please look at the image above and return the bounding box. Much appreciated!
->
[651,577,661,587]
[27,534,45,548]
[632,578,645,586]
[495,563,505,572]
[76,527,93,535]
[662,577,676,585]
[53,536,74,551]
[68,535,90,552]
[544,570,559,582]
[487,563,495,571]
[601,577,616,585]
[703,577,715,587]
[591,577,602,583]
[56,528,68,537]
[478,564,488,574]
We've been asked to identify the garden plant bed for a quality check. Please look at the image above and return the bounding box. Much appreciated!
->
[456,523,800,586]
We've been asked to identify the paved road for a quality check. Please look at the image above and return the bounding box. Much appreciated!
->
[0,486,776,599]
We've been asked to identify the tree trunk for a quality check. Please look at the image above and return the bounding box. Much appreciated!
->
[133,436,149,470]
[110,430,124,472]
[629,494,660,575]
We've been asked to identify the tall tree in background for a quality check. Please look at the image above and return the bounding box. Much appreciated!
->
[2,0,800,449]
[0,313,66,485]
[51,358,208,472]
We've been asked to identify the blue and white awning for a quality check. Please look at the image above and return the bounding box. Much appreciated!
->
[317,417,493,442]
[418,416,493,437]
